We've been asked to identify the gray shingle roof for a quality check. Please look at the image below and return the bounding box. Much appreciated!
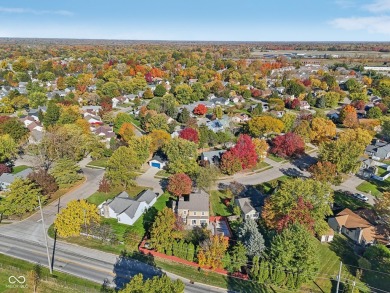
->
[0,168,33,185]
[137,189,157,205]
[106,192,138,215]
[178,190,209,212]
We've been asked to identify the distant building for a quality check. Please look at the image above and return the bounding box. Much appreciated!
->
[0,168,34,191]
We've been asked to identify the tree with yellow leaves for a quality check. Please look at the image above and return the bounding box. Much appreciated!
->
[54,200,100,238]
[197,235,229,270]
[252,138,269,161]
[310,117,336,143]
[247,116,284,137]
[148,129,171,153]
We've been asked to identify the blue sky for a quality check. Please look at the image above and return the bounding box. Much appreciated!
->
[0,0,389,41]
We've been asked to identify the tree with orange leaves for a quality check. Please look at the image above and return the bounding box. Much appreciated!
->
[197,235,229,270]
[339,105,358,128]
[118,122,135,142]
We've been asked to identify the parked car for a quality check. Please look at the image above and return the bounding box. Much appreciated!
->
[353,193,369,202]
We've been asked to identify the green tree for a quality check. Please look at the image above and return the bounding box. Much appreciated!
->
[251,104,263,116]
[28,92,47,108]
[196,166,219,193]
[101,81,120,98]
[50,158,81,187]
[120,273,185,293]
[163,138,199,175]
[144,114,169,132]
[54,199,100,238]
[345,78,363,93]
[247,116,284,137]
[174,84,193,104]
[281,112,296,132]
[319,128,372,173]
[150,207,180,253]
[0,134,17,161]
[324,91,341,108]
[106,146,141,188]
[178,108,190,124]
[43,101,60,127]
[154,84,167,97]
[0,120,28,143]
[214,106,223,119]
[367,106,382,119]
[0,178,43,218]
[227,242,248,273]
[269,224,318,284]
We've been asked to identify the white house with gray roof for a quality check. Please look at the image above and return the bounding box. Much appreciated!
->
[235,197,260,220]
[98,189,157,225]
[0,168,33,191]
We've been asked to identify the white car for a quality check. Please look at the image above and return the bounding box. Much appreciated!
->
[353,193,369,202]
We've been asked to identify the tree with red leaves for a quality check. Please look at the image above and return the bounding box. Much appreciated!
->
[270,132,305,158]
[376,102,389,114]
[98,177,111,194]
[302,79,312,87]
[193,104,207,116]
[0,163,11,175]
[220,151,242,175]
[339,105,358,128]
[0,116,11,124]
[28,169,58,196]
[309,161,341,185]
[230,134,258,169]
[251,88,261,98]
[179,128,199,143]
[276,197,315,233]
[100,97,113,115]
[144,72,153,83]
[286,99,300,110]
[167,173,192,197]
[352,100,366,110]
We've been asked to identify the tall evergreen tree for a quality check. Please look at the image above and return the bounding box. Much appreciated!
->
[43,101,60,127]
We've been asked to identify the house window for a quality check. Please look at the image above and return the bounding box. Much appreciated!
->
[200,220,207,224]
[192,220,197,225]
[193,212,197,215]
[183,210,187,214]
[201,212,205,216]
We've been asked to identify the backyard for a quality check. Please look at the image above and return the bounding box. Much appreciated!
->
[356,178,389,197]
[334,191,372,210]
[87,185,148,206]
[210,190,234,217]
[11,165,30,174]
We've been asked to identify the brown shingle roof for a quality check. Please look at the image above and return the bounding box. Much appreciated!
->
[335,208,371,229]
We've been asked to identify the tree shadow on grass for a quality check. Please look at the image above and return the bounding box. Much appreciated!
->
[329,236,358,276]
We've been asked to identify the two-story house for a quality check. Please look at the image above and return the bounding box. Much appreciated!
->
[176,190,210,227]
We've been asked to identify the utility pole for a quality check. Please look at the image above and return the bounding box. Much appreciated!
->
[335,261,342,293]
[38,196,52,274]
[83,209,87,236]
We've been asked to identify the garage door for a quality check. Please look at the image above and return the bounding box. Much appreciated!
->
[151,162,161,168]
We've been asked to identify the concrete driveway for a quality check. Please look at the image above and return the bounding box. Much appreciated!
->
[136,166,164,195]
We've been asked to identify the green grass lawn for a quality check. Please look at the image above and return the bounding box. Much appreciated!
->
[129,114,141,128]
[87,185,147,206]
[86,158,109,168]
[334,191,372,210]
[356,179,389,197]
[251,161,271,172]
[154,169,170,178]
[302,236,368,293]
[11,165,30,174]
[210,190,233,216]
[255,175,290,195]
[268,154,285,163]
[0,253,101,293]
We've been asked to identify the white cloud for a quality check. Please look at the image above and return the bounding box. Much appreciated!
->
[0,7,73,16]
[330,15,390,34]
[364,0,390,13]
[335,0,357,9]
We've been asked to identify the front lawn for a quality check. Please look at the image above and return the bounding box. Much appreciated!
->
[86,158,109,168]
[356,179,388,197]
[251,161,271,172]
[334,191,372,210]
[210,190,233,216]
[154,169,170,178]
[11,165,30,174]
[87,185,147,206]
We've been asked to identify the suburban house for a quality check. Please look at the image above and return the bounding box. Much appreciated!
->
[360,158,390,181]
[200,150,226,166]
[148,154,167,169]
[299,100,310,110]
[365,139,390,160]
[235,197,260,220]
[98,190,157,225]
[0,168,34,191]
[231,113,250,123]
[206,117,230,132]
[328,208,389,246]
[93,125,115,142]
[176,190,210,227]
